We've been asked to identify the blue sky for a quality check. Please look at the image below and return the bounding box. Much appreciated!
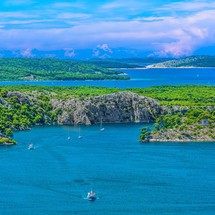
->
[0,0,215,57]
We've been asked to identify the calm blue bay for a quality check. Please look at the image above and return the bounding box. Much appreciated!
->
[1,68,215,88]
[1,68,215,214]
[0,124,215,214]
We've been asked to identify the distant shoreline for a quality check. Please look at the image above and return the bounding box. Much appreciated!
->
[146,66,215,69]
[115,67,215,70]
[146,139,215,143]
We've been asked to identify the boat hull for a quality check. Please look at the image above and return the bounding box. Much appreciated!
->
[87,196,96,201]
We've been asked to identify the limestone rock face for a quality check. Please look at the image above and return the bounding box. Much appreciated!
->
[51,92,163,125]
[7,91,30,104]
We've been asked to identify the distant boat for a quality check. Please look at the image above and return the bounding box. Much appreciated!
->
[28,143,34,150]
[87,190,97,201]
[78,126,82,139]
[68,130,71,140]
[100,118,105,131]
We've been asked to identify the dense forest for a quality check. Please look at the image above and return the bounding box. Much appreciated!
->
[147,56,215,68]
[0,86,120,140]
[0,58,129,81]
[140,107,215,142]
[130,85,215,106]
[87,57,171,68]
[0,85,214,144]
[86,59,140,68]
[137,85,215,142]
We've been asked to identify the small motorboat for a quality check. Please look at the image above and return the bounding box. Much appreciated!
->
[87,191,96,201]
[28,143,34,150]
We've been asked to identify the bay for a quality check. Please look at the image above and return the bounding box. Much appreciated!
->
[0,68,215,88]
[1,68,215,214]
[1,124,215,214]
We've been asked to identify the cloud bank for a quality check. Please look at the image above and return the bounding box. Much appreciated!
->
[0,0,214,56]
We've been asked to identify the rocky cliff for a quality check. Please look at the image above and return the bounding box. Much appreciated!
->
[51,92,163,125]
[0,89,165,143]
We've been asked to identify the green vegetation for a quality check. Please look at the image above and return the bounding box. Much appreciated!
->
[155,108,215,131]
[145,108,215,142]
[0,85,120,99]
[0,58,129,81]
[0,85,215,143]
[87,58,171,68]
[147,56,215,68]
[139,127,151,142]
[0,86,120,138]
[131,85,215,142]
[129,85,215,106]
[0,137,16,145]
[87,59,140,68]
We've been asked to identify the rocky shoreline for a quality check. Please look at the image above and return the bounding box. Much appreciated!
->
[1,87,214,145]
[0,137,17,145]
[0,90,164,145]
[52,92,163,125]
[140,122,215,143]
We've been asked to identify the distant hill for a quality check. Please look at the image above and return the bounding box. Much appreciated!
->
[86,57,171,68]
[147,56,215,68]
[115,57,172,65]
[0,58,129,81]
[86,59,140,68]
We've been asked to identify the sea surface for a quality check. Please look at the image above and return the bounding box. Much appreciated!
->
[1,124,215,215]
[1,68,215,214]
[1,68,215,88]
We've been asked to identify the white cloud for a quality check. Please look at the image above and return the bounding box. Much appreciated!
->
[64,48,76,58]
[97,44,112,53]
[93,44,113,58]
[0,1,215,57]
[20,48,35,57]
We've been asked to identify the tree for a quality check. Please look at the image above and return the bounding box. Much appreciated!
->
[139,127,151,142]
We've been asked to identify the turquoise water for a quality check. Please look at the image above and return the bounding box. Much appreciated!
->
[1,68,215,88]
[1,124,215,214]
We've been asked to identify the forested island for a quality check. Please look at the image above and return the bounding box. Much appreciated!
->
[87,59,141,68]
[0,58,129,81]
[147,56,215,68]
[87,57,170,68]
[0,85,215,145]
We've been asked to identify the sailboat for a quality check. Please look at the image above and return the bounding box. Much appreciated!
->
[67,130,71,140]
[28,143,34,150]
[78,126,82,139]
[100,117,105,131]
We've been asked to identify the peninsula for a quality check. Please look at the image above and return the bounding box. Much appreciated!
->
[0,85,214,144]
[146,56,215,68]
[138,86,215,142]
[0,58,129,81]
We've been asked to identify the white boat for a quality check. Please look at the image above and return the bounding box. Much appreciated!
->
[68,129,71,140]
[87,190,96,201]
[78,126,82,139]
[100,118,105,131]
[28,143,34,150]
